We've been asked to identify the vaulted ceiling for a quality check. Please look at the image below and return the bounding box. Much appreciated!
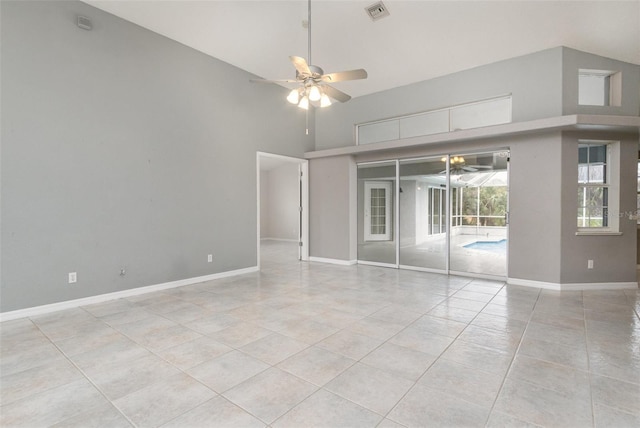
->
[86,0,639,99]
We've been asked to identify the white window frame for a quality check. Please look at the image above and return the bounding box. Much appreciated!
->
[576,140,621,235]
[364,181,393,241]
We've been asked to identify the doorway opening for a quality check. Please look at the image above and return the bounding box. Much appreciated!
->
[257,152,309,268]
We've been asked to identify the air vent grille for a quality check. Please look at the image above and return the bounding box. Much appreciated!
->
[365,2,390,21]
[77,15,92,30]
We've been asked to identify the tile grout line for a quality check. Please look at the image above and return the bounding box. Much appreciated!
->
[481,285,542,426]
[57,303,251,427]
[89,283,322,427]
[270,278,495,427]
[155,282,362,428]
[7,250,635,428]
[582,290,598,428]
[376,280,507,425]
[27,309,138,428]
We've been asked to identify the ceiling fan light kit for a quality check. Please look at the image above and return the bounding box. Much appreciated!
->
[298,95,310,110]
[320,93,332,107]
[308,85,321,102]
[287,89,301,104]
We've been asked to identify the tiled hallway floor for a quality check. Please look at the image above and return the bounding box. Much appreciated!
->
[1,241,639,427]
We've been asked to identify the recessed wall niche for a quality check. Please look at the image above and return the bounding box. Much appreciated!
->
[578,69,622,107]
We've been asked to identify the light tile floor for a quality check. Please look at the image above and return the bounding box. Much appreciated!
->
[1,241,639,427]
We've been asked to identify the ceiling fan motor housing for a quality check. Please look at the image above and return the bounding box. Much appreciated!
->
[297,64,324,80]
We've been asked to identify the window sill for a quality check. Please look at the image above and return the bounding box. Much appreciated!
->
[575,231,622,236]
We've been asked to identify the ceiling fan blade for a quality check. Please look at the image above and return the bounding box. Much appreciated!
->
[250,78,298,84]
[462,166,478,172]
[322,85,351,103]
[321,69,368,82]
[290,56,311,76]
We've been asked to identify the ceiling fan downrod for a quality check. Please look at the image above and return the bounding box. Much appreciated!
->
[248,0,368,118]
[307,0,312,66]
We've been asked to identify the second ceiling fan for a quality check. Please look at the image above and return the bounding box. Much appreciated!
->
[251,0,368,109]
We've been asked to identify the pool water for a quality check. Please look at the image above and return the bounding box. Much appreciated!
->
[463,239,507,254]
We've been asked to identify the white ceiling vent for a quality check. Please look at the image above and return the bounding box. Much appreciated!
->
[365,2,390,21]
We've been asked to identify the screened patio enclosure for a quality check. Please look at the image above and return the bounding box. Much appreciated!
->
[358,151,509,278]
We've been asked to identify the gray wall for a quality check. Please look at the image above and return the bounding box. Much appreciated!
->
[353,134,567,284]
[560,132,638,283]
[315,46,640,152]
[562,48,640,117]
[309,46,638,285]
[1,1,313,312]
[309,155,356,261]
[507,133,563,284]
[316,47,564,149]
[309,129,638,285]
[260,170,270,237]
[261,163,299,241]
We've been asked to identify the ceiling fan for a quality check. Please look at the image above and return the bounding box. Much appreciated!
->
[440,156,494,174]
[251,0,368,110]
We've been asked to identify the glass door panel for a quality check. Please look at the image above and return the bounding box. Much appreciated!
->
[449,151,509,277]
[358,162,397,265]
[399,158,447,271]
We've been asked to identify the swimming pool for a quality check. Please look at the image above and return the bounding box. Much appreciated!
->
[463,239,507,254]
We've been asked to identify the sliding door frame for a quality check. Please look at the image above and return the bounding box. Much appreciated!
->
[356,149,509,280]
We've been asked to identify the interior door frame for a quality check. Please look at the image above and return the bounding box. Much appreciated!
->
[256,152,309,268]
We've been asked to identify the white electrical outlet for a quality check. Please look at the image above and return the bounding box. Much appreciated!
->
[588,260,594,269]
[207,254,213,263]
[68,272,77,284]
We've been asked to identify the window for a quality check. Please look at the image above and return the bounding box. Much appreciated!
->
[577,140,619,233]
[578,69,622,107]
[578,143,608,227]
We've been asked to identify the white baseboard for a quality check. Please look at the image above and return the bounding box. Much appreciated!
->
[309,256,357,266]
[558,282,638,291]
[0,266,259,323]
[260,238,298,242]
[448,270,506,282]
[356,260,397,269]
[507,277,638,291]
[507,278,563,290]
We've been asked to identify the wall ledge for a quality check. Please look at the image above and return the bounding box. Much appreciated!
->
[0,266,259,322]
[508,277,638,291]
[306,114,640,159]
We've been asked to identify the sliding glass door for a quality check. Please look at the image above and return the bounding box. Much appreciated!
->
[398,158,447,271]
[449,151,509,277]
[357,161,397,266]
[357,150,509,278]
